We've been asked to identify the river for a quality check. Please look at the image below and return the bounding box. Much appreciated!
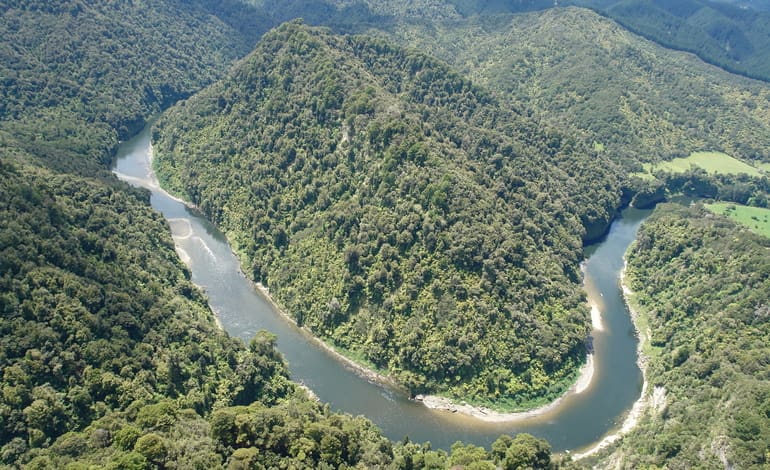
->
[113,124,651,452]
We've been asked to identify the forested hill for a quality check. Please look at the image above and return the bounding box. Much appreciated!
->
[0,0,252,175]
[442,0,770,83]
[387,7,770,170]
[583,0,770,83]
[0,155,294,467]
[153,21,623,407]
[599,204,770,468]
[0,1,561,467]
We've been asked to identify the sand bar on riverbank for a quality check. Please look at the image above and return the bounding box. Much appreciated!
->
[414,352,594,423]
[572,263,649,459]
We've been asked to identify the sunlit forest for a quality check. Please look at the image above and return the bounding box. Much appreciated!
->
[2,0,769,468]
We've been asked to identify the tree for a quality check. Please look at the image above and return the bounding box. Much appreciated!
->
[449,441,491,467]
[134,433,167,466]
[498,433,551,470]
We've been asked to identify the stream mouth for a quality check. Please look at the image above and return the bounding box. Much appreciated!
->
[113,124,649,452]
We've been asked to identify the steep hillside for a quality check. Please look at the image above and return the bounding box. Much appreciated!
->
[594,0,770,82]
[153,21,623,408]
[0,0,252,175]
[1,1,547,467]
[595,204,770,468]
[440,0,770,82]
[387,7,770,170]
[0,158,294,467]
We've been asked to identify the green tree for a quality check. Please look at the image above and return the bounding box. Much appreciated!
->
[500,433,552,470]
[134,433,167,466]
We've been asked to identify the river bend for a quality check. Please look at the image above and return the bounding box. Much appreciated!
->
[113,125,650,452]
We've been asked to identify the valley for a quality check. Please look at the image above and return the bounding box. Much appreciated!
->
[2,1,769,468]
[114,126,650,452]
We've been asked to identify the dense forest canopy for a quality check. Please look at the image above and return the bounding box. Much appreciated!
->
[0,158,289,467]
[200,0,770,86]
[599,204,770,468]
[381,7,770,170]
[439,0,770,82]
[586,0,770,82]
[153,21,624,407]
[0,161,554,468]
[3,0,770,467]
[0,0,251,175]
[0,0,561,467]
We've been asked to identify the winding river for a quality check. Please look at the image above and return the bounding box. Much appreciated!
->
[113,124,651,452]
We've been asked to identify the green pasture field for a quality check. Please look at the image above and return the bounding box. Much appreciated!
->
[640,151,762,178]
[705,202,770,238]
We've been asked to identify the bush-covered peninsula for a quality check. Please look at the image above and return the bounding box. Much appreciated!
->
[0,1,558,467]
[0,159,557,468]
[153,21,623,407]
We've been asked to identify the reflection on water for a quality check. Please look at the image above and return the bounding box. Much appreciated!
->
[113,125,650,452]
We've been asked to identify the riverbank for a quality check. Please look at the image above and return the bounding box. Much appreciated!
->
[252,283,407,393]
[573,261,650,459]
[414,238,648,426]
[276,264,604,422]
[410,264,603,422]
[255,279,597,423]
[254,274,597,423]
[415,353,594,423]
[147,145,203,210]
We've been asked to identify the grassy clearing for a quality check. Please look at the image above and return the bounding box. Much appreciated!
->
[705,202,770,238]
[756,162,770,173]
[640,151,762,177]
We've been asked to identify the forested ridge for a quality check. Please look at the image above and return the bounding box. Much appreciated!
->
[0,0,252,176]
[153,21,623,408]
[595,204,770,468]
[583,0,770,83]
[442,0,770,83]
[385,7,770,170]
[0,1,558,468]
